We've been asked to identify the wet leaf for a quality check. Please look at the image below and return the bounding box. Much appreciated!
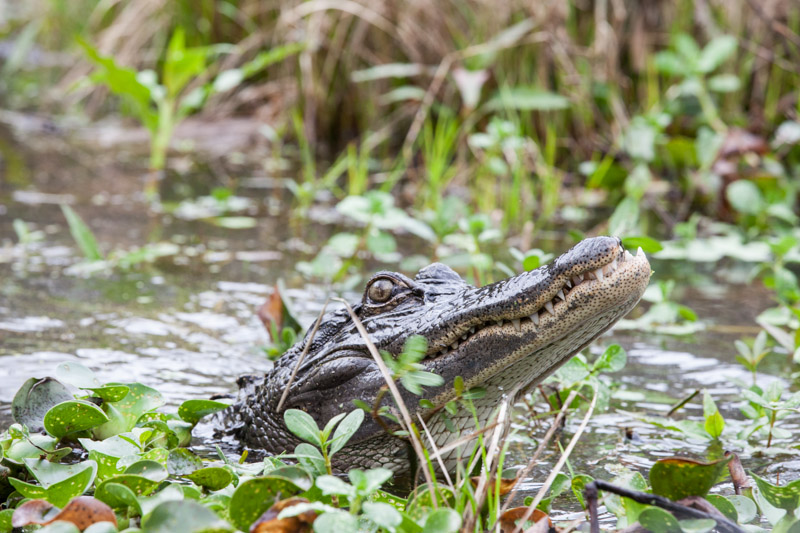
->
[167,448,204,476]
[178,399,230,425]
[79,436,140,481]
[751,472,800,512]
[185,466,233,491]
[142,500,233,532]
[649,456,731,501]
[93,481,141,514]
[94,474,160,500]
[294,443,325,476]
[11,459,97,508]
[12,377,74,433]
[229,476,306,531]
[93,383,164,439]
[499,507,550,533]
[33,522,81,533]
[405,486,456,521]
[726,181,764,215]
[250,497,317,533]
[44,400,109,438]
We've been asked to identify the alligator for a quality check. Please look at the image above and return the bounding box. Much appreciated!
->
[226,236,651,472]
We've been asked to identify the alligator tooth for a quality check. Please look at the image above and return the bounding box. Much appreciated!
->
[609,258,618,271]
[565,279,572,288]
[461,333,468,340]
[530,313,539,325]
[511,318,521,332]
[556,289,566,301]
[544,301,555,315]
[637,246,644,257]
[594,268,604,281]
[451,342,459,350]
[496,320,504,327]
[470,327,476,334]
[572,275,583,286]
[624,249,634,260]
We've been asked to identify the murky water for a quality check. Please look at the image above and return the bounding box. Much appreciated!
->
[1,119,798,514]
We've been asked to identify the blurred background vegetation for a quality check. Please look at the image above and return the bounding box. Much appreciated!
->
[1,0,799,273]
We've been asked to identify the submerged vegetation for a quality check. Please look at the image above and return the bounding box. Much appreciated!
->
[2,0,800,531]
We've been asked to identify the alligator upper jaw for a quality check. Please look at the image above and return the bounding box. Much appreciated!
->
[419,242,650,387]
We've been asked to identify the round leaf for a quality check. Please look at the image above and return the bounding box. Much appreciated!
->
[44,401,109,438]
[649,456,731,501]
[56,362,101,389]
[312,510,358,533]
[185,467,232,491]
[12,377,73,433]
[638,507,682,533]
[421,508,462,533]
[167,449,203,476]
[177,399,230,425]
[229,477,304,531]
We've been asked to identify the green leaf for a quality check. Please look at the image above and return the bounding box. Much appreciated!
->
[177,399,230,425]
[79,436,141,480]
[704,410,725,439]
[366,229,396,255]
[284,409,322,447]
[638,507,682,533]
[142,500,233,532]
[363,501,402,530]
[55,362,100,389]
[13,459,97,508]
[726,181,764,215]
[486,87,569,111]
[593,344,627,373]
[93,383,164,439]
[44,400,110,438]
[621,236,663,254]
[609,197,640,236]
[349,468,392,496]
[93,481,141,513]
[12,377,73,433]
[708,74,741,93]
[295,443,326,475]
[185,467,233,491]
[35,523,82,533]
[316,475,355,498]
[313,510,359,533]
[698,35,737,73]
[61,205,103,261]
[726,495,757,523]
[751,472,800,512]
[655,51,689,76]
[677,519,717,533]
[209,216,258,229]
[167,448,204,476]
[229,476,304,531]
[705,494,738,522]
[649,456,731,501]
[329,409,365,456]
[421,508,462,533]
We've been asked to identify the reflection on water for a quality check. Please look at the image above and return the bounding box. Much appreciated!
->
[1,119,798,510]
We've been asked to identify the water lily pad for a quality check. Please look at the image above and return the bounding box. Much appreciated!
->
[44,401,109,438]
[142,500,233,532]
[229,476,305,531]
[649,456,731,501]
[185,467,232,491]
[10,459,97,508]
[12,377,73,433]
[177,399,230,425]
[405,485,456,521]
[638,507,682,533]
[726,495,757,523]
[705,495,737,522]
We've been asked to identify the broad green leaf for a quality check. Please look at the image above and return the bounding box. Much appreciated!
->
[35,522,82,533]
[93,481,141,513]
[638,507,682,533]
[677,519,717,533]
[650,456,731,500]
[363,501,403,530]
[79,436,141,480]
[708,74,741,93]
[229,476,304,531]
[609,197,640,236]
[185,466,233,491]
[313,510,358,533]
[726,181,764,215]
[621,236,663,254]
[751,472,800,512]
[349,468,392,496]
[44,400,109,438]
[421,508,462,533]
[295,443,325,475]
[209,216,257,229]
[15,459,97,507]
[593,344,627,373]
[705,494,738,522]
[167,449,204,476]
[61,205,103,261]
[12,377,73,433]
[86,386,130,403]
[93,383,164,439]
[55,362,100,389]
[316,475,355,498]
[124,460,168,482]
[329,409,365,455]
[284,409,322,447]
[698,35,737,73]
[177,399,230,425]
[726,495,757,523]
[142,500,233,532]
[704,411,725,439]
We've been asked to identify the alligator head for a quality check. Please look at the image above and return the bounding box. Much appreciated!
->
[228,236,651,471]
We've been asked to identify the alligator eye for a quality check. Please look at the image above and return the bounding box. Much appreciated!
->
[367,278,394,303]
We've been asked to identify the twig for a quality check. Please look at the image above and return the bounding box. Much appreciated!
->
[276,299,330,412]
[510,389,598,533]
[666,389,699,418]
[333,297,438,506]
[584,480,746,533]
[416,413,455,492]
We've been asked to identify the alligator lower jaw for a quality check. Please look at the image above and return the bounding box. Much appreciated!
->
[424,245,650,362]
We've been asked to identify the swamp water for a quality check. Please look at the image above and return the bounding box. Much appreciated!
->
[0,121,798,518]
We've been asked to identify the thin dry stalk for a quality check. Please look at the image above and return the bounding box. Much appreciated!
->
[276,298,330,412]
[332,297,438,506]
[416,413,455,491]
[510,389,598,533]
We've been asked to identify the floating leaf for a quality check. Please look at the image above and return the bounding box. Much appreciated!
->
[93,383,164,440]
[12,377,74,433]
[178,399,230,425]
[185,467,232,491]
[142,500,233,532]
[167,449,204,476]
[11,460,97,508]
[637,507,682,533]
[649,456,731,501]
[44,400,109,438]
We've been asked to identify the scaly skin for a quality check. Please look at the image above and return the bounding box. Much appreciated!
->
[225,236,651,472]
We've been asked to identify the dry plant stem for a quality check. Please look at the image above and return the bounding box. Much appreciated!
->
[585,480,746,533]
[332,297,438,506]
[463,401,509,532]
[416,413,455,491]
[510,389,598,533]
[666,389,700,417]
[428,420,500,462]
[276,299,330,412]
[499,390,579,514]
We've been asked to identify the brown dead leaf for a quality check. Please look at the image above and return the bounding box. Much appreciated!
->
[250,497,317,533]
[258,285,283,339]
[499,507,551,533]
[12,496,116,530]
[469,475,519,495]
[718,128,768,159]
